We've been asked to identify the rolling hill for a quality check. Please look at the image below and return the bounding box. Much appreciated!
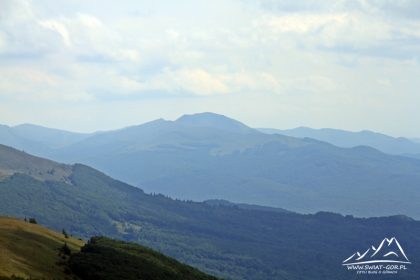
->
[1,145,420,279]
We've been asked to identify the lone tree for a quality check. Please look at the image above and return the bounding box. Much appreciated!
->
[62,229,69,239]
[28,218,37,224]
[59,242,72,256]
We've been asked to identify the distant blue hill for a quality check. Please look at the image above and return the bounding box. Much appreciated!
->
[259,127,420,156]
[0,123,89,155]
[2,113,420,218]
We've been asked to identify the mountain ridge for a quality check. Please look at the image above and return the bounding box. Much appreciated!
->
[3,113,420,218]
[259,126,420,156]
[0,144,72,183]
[2,145,420,279]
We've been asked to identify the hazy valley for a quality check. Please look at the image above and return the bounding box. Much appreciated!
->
[2,113,420,218]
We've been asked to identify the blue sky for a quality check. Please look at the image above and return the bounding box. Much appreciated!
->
[0,0,419,136]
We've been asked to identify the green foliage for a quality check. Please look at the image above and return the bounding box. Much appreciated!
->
[69,237,219,280]
[2,163,420,279]
[59,242,72,256]
[0,217,214,280]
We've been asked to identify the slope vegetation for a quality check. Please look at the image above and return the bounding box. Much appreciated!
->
[0,216,83,279]
[0,217,217,280]
[1,145,420,279]
[69,236,218,280]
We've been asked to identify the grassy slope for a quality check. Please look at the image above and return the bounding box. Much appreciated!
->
[0,217,218,280]
[0,216,84,279]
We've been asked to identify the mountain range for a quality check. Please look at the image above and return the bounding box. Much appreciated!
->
[2,112,420,218]
[1,144,420,279]
[259,127,420,157]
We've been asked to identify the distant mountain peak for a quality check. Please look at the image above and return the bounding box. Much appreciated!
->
[177,112,236,123]
[13,123,87,135]
[176,112,255,133]
[14,123,48,129]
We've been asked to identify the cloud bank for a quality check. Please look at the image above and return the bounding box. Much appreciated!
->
[0,0,419,136]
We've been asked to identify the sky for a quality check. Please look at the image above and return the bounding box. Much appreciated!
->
[0,0,420,136]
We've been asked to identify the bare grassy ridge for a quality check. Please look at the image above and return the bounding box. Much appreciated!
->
[0,216,84,279]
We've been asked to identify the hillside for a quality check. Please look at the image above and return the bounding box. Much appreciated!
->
[0,144,72,182]
[0,216,84,279]
[1,145,420,279]
[0,217,216,280]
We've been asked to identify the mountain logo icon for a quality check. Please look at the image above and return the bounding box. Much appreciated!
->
[342,237,411,265]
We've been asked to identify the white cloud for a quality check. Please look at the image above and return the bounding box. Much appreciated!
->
[39,20,72,47]
[258,13,348,34]
[37,13,108,51]
[0,0,420,136]
[0,67,93,102]
[0,0,34,22]
[171,69,230,95]
[0,31,5,50]
[140,68,230,96]
[77,14,103,29]
[255,11,414,52]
